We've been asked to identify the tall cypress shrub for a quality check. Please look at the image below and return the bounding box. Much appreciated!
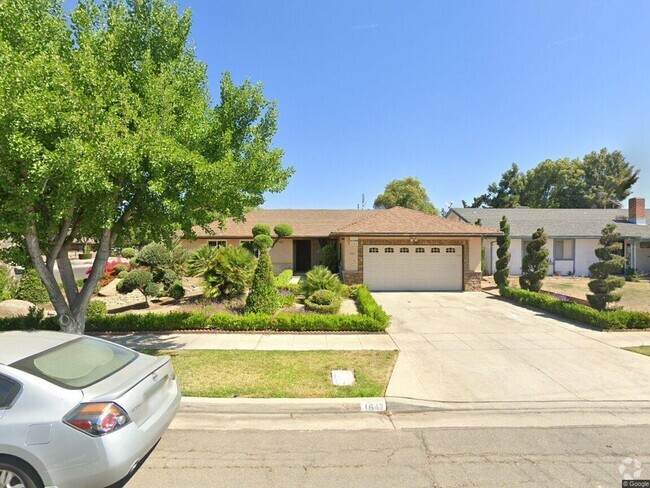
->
[245,236,279,314]
[494,216,511,289]
[519,227,549,292]
[587,224,626,310]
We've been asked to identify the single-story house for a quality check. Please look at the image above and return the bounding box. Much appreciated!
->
[185,206,500,291]
[446,197,650,276]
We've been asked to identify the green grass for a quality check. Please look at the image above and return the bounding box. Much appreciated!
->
[625,346,650,357]
[144,349,399,398]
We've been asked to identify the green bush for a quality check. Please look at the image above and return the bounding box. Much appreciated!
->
[302,265,342,296]
[0,265,17,301]
[87,300,108,318]
[189,245,256,299]
[500,287,650,330]
[275,269,293,286]
[15,269,50,304]
[588,224,627,310]
[118,270,128,279]
[252,224,271,236]
[155,267,178,287]
[120,269,153,293]
[355,286,390,327]
[277,283,301,296]
[278,291,296,308]
[305,290,341,314]
[166,281,185,300]
[121,248,137,259]
[319,243,339,273]
[273,223,293,238]
[144,281,161,298]
[253,234,273,250]
[113,264,129,274]
[136,242,172,268]
[79,253,93,259]
[245,251,279,314]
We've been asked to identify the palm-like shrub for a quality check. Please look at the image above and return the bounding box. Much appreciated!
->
[519,227,549,292]
[301,265,342,296]
[245,250,279,314]
[587,224,626,310]
[189,245,256,299]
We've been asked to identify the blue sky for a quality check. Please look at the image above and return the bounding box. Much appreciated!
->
[130,1,650,209]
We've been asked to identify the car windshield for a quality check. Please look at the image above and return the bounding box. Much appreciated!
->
[10,337,137,389]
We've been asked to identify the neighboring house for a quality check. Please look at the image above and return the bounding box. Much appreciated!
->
[185,207,499,291]
[446,198,650,276]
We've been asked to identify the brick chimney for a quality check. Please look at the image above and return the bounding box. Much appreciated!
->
[629,197,646,225]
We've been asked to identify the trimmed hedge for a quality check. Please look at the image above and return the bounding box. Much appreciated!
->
[275,269,293,286]
[0,286,390,333]
[500,287,650,330]
[305,290,341,314]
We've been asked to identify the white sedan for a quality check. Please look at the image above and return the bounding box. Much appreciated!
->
[0,331,180,488]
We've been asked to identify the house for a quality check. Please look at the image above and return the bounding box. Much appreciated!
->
[184,207,500,291]
[446,197,650,276]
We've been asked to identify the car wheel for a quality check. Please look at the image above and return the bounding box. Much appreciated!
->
[0,461,42,488]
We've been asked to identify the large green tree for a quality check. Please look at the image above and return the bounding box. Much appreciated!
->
[374,177,439,215]
[470,149,639,209]
[0,0,292,333]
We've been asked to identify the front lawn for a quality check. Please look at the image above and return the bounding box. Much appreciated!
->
[146,349,399,398]
[625,346,650,357]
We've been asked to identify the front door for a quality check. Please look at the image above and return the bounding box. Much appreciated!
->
[295,240,312,272]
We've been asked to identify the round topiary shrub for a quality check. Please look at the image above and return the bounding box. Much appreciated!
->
[304,289,341,314]
[166,281,185,300]
[136,242,172,268]
[120,269,154,293]
[87,300,108,318]
[121,247,137,259]
[253,234,273,251]
[113,264,129,274]
[117,270,128,279]
[15,269,50,304]
[273,223,293,238]
[252,224,271,236]
[144,281,161,299]
[154,268,178,287]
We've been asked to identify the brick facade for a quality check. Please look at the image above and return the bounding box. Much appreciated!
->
[341,238,481,291]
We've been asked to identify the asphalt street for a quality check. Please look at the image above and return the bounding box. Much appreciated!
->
[126,423,650,487]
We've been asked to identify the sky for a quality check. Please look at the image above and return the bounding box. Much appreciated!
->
[123,1,650,209]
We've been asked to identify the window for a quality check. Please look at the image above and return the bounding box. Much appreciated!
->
[641,242,650,249]
[208,240,227,248]
[432,247,440,253]
[0,376,21,408]
[10,337,137,390]
[368,247,379,253]
[446,247,456,253]
[415,247,425,253]
[554,240,574,260]
[400,247,409,253]
[384,247,394,253]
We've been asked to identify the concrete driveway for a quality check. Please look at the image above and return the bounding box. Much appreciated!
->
[377,292,650,405]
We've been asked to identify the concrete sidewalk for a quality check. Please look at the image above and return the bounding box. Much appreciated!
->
[102,332,397,351]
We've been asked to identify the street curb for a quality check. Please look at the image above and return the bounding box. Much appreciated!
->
[180,396,388,414]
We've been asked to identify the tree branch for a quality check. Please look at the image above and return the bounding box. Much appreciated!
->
[72,228,111,316]
[46,197,76,273]
[57,244,79,305]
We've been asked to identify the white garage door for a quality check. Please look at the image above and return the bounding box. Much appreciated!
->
[363,245,463,291]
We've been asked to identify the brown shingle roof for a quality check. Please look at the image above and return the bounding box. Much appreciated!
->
[192,209,379,238]
[192,208,498,238]
[331,206,500,236]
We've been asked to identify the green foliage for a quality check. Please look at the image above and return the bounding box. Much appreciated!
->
[87,300,107,318]
[155,267,178,288]
[121,248,137,259]
[119,269,157,304]
[519,228,549,292]
[305,290,341,314]
[245,251,279,314]
[471,149,639,209]
[373,177,438,215]
[354,286,390,327]
[275,269,293,286]
[319,243,339,273]
[501,287,650,330]
[166,281,185,300]
[252,224,271,237]
[493,216,511,289]
[113,264,128,274]
[15,269,49,304]
[587,224,627,310]
[278,290,296,308]
[0,265,17,300]
[0,0,292,332]
[117,270,128,279]
[253,234,273,250]
[137,243,173,269]
[302,265,342,296]
[189,245,256,299]
[273,223,293,237]
[276,283,301,295]
[144,281,161,299]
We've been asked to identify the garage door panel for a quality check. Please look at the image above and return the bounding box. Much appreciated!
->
[363,245,462,291]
